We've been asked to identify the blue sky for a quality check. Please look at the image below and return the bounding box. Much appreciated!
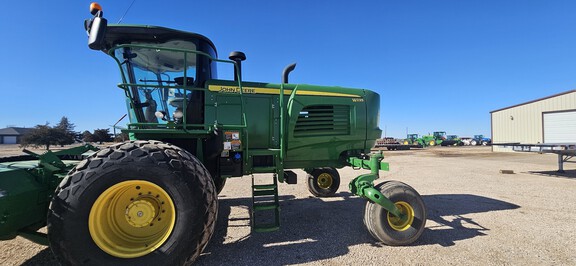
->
[1,1,576,138]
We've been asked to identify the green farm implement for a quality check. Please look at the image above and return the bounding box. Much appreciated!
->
[0,3,427,264]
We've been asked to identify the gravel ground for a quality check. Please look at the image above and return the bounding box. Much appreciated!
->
[1,145,575,265]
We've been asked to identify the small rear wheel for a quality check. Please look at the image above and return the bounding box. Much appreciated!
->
[364,181,426,246]
[307,167,340,197]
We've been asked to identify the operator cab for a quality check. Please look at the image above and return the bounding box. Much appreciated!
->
[92,25,218,127]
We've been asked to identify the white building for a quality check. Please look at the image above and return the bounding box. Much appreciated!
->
[490,90,576,152]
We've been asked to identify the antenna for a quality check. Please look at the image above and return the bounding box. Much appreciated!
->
[117,0,137,23]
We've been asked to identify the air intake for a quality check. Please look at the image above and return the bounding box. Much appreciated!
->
[294,105,350,137]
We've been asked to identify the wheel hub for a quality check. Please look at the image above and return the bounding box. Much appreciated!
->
[89,180,176,258]
[125,200,156,228]
[317,173,333,189]
[387,201,415,231]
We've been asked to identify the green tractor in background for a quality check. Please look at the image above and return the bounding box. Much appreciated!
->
[403,133,421,146]
[420,131,447,147]
[0,3,427,265]
[440,135,463,146]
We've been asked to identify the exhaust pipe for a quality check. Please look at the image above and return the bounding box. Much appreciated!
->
[282,63,297,83]
[229,51,246,81]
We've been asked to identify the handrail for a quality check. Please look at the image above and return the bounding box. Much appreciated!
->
[108,43,250,168]
[107,43,249,132]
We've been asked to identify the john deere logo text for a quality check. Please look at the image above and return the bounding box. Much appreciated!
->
[219,87,256,94]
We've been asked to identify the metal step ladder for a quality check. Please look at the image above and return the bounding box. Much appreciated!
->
[251,173,280,232]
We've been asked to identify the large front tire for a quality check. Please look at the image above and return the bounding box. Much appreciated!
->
[307,167,341,197]
[364,181,426,246]
[47,140,218,265]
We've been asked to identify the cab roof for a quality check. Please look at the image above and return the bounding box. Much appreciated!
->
[102,25,217,56]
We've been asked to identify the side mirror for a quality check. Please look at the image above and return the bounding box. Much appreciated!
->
[86,16,108,50]
[85,3,107,50]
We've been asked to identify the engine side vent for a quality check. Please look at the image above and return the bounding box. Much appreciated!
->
[294,105,350,137]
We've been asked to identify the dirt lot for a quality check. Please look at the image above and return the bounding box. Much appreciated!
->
[1,145,575,265]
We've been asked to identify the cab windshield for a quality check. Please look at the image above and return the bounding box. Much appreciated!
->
[111,40,217,126]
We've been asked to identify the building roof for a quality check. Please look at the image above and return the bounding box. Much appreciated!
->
[0,127,34,136]
[490,90,576,113]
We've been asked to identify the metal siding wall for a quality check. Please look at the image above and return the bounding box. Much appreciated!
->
[492,91,576,152]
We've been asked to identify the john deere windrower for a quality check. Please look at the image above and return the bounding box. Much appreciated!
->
[0,3,426,264]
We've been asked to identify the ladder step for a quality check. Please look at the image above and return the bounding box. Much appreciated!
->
[253,189,276,196]
[253,184,276,190]
[253,203,279,211]
[253,166,277,173]
[253,223,280,233]
[251,173,280,232]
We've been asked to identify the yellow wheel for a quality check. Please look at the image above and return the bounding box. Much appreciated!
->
[364,181,426,246]
[307,167,340,197]
[403,140,409,145]
[429,140,436,146]
[386,201,415,231]
[89,180,176,258]
[48,141,218,265]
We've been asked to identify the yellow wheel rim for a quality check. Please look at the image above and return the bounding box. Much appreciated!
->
[387,201,415,231]
[429,140,435,146]
[403,140,409,145]
[317,173,333,189]
[89,180,176,258]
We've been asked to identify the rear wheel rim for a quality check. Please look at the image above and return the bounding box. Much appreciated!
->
[387,201,415,231]
[89,180,176,258]
[317,173,334,189]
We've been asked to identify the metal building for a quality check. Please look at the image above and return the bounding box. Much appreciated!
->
[491,90,576,152]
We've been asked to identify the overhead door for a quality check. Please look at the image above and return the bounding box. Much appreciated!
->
[2,136,17,144]
[543,110,576,143]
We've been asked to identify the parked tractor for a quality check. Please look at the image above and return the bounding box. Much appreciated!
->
[440,135,463,146]
[460,137,473,146]
[0,3,426,265]
[471,135,491,146]
[403,133,420,145]
[420,131,447,146]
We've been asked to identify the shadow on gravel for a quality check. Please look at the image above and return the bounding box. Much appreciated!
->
[420,194,520,247]
[22,193,520,265]
[196,192,368,265]
[197,193,521,265]
[21,248,57,266]
[527,169,576,179]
